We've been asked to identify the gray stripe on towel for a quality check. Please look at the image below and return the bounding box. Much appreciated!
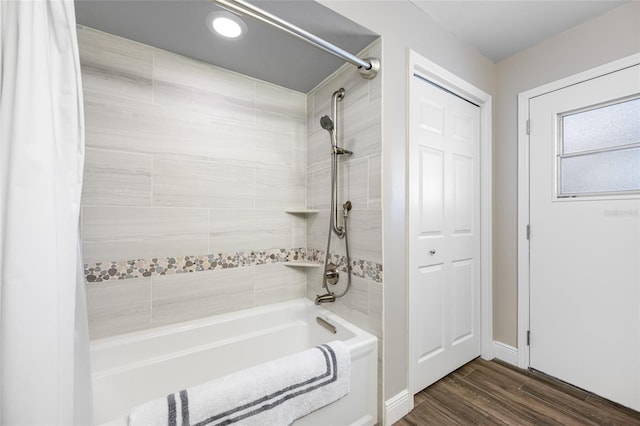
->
[180,390,190,426]
[167,393,177,426]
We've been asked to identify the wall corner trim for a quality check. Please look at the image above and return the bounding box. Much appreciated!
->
[385,389,413,425]
[493,341,518,367]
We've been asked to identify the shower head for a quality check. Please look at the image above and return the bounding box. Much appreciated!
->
[320,115,334,131]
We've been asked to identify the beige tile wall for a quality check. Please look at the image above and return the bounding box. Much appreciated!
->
[79,26,383,347]
[85,278,152,338]
[151,268,255,327]
[305,39,383,340]
[79,26,307,339]
[86,264,306,339]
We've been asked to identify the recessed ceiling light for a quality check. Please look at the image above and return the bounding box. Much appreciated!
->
[207,11,247,40]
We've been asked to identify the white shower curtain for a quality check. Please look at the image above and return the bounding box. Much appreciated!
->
[0,0,91,424]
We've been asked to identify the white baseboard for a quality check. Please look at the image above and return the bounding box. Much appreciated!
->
[493,341,518,366]
[384,389,412,425]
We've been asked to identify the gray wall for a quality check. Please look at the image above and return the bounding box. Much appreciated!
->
[493,1,640,346]
[79,26,309,339]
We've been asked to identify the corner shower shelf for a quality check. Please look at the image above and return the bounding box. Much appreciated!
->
[284,209,319,214]
[283,262,321,268]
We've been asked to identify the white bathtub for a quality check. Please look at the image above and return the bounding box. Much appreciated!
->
[91,299,378,425]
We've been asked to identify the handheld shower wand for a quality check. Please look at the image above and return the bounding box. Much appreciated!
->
[320,115,353,156]
[320,89,352,156]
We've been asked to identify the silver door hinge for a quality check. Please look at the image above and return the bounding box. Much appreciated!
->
[526,224,530,240]
[526,330,530,346]
[526,119,530,135]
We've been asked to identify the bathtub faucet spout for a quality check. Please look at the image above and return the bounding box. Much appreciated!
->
[315,292,336,305]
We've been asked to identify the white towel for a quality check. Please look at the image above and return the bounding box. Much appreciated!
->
[129,340,350,426]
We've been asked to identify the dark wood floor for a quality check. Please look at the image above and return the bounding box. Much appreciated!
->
[395,358,640,426]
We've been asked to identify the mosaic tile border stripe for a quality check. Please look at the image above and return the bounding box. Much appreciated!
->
[306,249,382,283]
[84,248,305,283]
[84,248,383,283]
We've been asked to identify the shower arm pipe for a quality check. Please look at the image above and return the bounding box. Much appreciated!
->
[213,0,380,80]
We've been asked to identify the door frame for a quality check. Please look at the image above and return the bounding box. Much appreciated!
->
[407,50,494,391]
[516,53,640,369]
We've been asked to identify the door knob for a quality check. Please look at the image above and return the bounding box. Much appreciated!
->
[429,249,436,255]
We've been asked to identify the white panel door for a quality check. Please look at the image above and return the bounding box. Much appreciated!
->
[529,64,640,410]
[409,76,481,394]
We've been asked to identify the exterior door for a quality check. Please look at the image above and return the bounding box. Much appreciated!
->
[409,75,481,394]
[529,64,640,410]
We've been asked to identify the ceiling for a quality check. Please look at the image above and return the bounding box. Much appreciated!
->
[74,0,379,93]
[75,1,629,93]
[410,0,628,62]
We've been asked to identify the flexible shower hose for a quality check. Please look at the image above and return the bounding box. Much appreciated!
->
[322,207,351,299]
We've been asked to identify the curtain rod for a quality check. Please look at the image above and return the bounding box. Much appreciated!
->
[213,0,380,80]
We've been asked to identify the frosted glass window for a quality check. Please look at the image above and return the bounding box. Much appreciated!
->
[558,96,640,197]
[562,98,640,154]
[560,148,640,195]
